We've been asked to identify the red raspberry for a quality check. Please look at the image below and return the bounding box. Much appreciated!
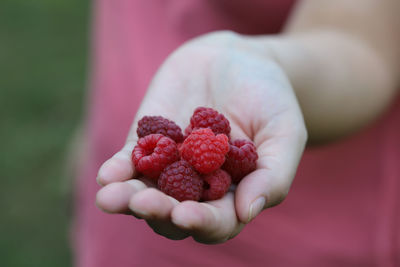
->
[132,134,179,180]
[137,116,183,143]
[183,125,192,139]
[158,160,203,201]
[177,142,183,152]
[202,169,231,201]
[187,107,231,137]
[222,139,258,184]
[181,128,229,174]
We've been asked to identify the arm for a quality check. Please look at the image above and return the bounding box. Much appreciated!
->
[95,0,400,243]
[245,0,400,142]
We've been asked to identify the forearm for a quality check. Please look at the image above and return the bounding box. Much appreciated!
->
[241,0,400,143]
[243,32,398,142]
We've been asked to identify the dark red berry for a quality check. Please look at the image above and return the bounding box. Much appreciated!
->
[158,160,203,201]
[187,107,231,137]
[202,169,231,201]
[222,139,258,183]
[137,116,183,143]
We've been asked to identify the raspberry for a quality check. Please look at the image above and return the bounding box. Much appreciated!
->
[222,139,258,184]
[183,125,192,139]
[137,116,183,143]
[158,160,203,201]
[188,107,231,137]
[177,142,183,152]
[132,134,179,180]
[181,128,229,174]
[202,169,231,201]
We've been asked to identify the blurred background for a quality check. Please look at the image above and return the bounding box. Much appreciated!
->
[0,0,89,266]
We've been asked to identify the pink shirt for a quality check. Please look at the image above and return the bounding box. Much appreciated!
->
[74,1,400,266]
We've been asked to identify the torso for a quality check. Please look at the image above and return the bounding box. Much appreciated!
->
[74,1,400,266]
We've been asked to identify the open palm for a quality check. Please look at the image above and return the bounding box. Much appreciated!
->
[96,32,307,244]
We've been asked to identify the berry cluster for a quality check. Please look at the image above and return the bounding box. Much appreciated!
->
[131,107,258,201]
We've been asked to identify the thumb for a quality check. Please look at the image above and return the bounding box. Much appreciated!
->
[234,115,307,223]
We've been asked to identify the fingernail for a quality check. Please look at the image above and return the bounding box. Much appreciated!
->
[96,175,105,186]
[248,197,265,223]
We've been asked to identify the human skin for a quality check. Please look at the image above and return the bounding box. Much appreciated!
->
[95,0,400,244]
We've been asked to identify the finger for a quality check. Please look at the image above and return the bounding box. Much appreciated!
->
[235,115,307,224]
[96,102,169,187]
[171,192,243,244]
[96,179,146,214]
[129,188,189,240]
[128,188,179,220]
[96,141,137,186]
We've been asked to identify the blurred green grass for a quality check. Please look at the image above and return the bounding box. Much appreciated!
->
[0,0,89,266]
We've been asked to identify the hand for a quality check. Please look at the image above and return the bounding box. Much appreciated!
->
[95,31,307,244]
